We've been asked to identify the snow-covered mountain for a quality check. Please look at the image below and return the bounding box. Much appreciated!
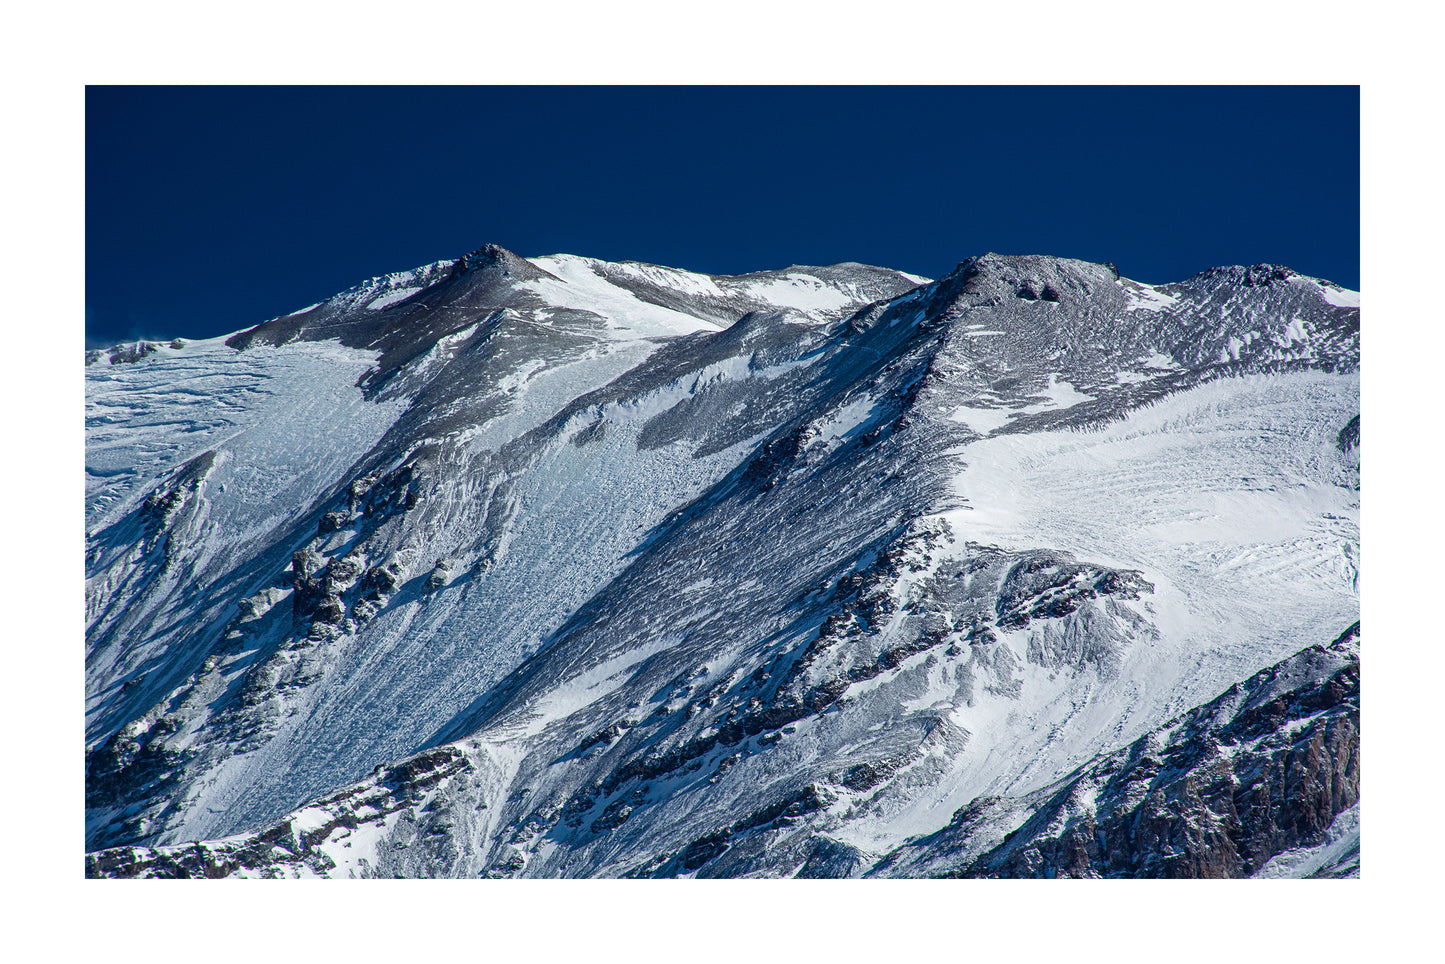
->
[84,246,1359,878]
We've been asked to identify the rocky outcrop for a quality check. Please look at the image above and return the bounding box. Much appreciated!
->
[872,624,1360,878]
[87,341,161,366]
[86,747,473,879]
[1337,413,1360,452]
[88,623,1360,879]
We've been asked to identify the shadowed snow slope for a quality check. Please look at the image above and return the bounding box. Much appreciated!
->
[86,248,1358,878]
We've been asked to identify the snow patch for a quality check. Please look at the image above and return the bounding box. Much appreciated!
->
[1252,802,1359,878]
[1142,351,1177,370]
[525,255,724,337]
[366,287,420,311]
[1123,284,1181,313]
[948,375,1094,435]
[284,301,322,317]
[506,636,679,739]
[813,395,881,447]
[740,273,856,314]
[608,261,727,300]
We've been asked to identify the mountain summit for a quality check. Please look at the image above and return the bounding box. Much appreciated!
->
[85,247,1359,878]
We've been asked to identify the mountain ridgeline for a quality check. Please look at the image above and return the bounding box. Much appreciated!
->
[85,246,1360,877]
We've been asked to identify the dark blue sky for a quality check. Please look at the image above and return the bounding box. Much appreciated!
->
[85,86,1359,345]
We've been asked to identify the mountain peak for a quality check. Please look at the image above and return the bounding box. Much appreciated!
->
[450,243,553,282]
[1186,262,1299,288]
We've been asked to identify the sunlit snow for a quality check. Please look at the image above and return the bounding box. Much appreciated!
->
[834,371,1358,851]
[1321,285,1361,308]
[525,254,725,336]
[948,374,1094,435]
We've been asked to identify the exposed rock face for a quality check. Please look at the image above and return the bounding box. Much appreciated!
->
[86,340,182,366]
[1337,413,1360,453]
[88,342,161,365]
[90,626,1359,880]
[86,747,475,879]
[85,246,1359,877]
[872,624,1360,878]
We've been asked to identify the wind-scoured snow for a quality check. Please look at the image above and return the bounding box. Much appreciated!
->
[525,255,727,336]
[738,273,859,314]
[903,372,1359,836]
[948,374,1094,436]
[84,245,931,857]
[84,248,1360,879]
[85,336,412,720]
[171,351,804,843]
[1122,282,1181,312]
[366,287,420,311]
[602,261,729,301]
[86,337,405,533]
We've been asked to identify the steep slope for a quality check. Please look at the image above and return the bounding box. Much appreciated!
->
[86,248,1359,877]
[870,622,1359,878]
[84,247,926,850]
[88,624,1358,880]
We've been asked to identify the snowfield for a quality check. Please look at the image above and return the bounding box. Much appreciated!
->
[86,336,407,534]
[837,371,1360,852]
